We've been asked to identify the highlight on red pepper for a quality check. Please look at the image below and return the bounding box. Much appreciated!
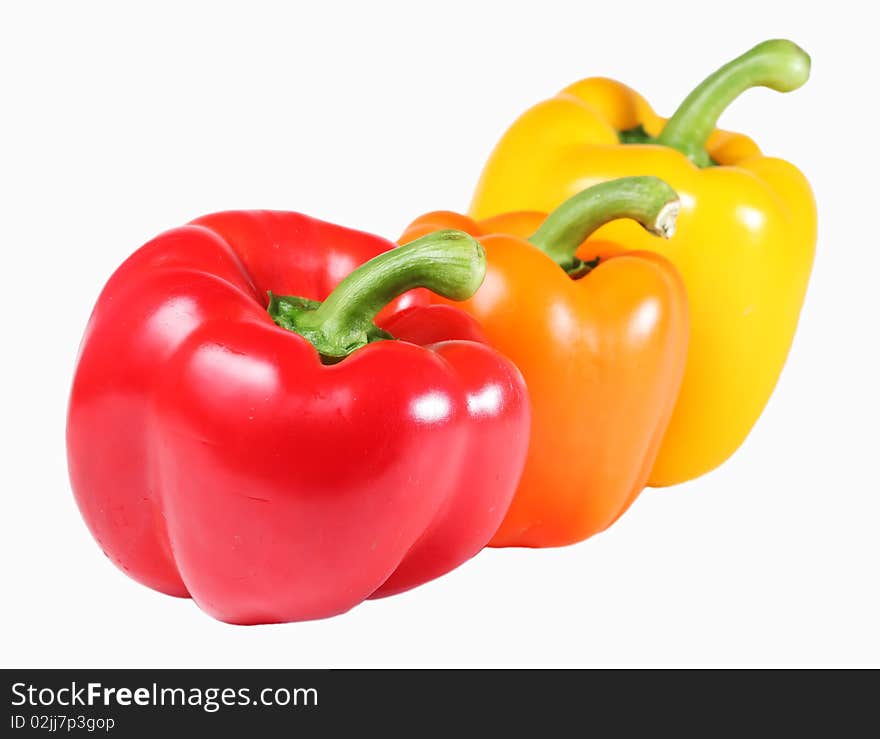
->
[66,212,530,624]
[399,176,689,547]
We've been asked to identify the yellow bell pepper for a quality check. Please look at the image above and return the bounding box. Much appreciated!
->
[470,39,817,485]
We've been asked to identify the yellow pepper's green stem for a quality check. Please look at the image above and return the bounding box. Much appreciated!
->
[268,230,485,360]
[658,39,810,167]
[528,177,679,276]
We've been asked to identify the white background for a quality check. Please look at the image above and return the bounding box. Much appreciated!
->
[2,0,878,667]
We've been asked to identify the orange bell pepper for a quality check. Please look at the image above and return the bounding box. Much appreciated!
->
[399,177,689,547]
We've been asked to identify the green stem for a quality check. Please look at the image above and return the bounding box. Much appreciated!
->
[657,39,810,167]
[528,177,680,275]
[268,230,485,360]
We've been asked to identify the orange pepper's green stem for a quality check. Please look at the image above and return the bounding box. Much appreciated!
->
[528,177,680,276]
[657,39,811,167]
[269,230,485,360]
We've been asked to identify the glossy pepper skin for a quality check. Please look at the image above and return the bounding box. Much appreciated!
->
[470,40,816,485]
[401,178,688,547]
[67,212,530,624]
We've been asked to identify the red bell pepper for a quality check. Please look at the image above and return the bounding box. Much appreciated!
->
[67,211,530,625]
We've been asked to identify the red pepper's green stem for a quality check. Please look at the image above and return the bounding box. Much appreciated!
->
[657,39,810,167]
[528,177,680,276]
[268,230,485,360]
